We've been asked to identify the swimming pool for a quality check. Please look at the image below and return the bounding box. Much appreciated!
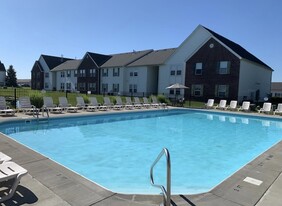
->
[1,109,282,194]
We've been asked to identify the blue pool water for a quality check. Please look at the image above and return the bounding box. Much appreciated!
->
[1,109,282,194]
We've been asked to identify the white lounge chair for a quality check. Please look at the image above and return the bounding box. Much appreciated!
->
[151,96,166,108]
[43,96,62,114]
[125,97,134,110]
[76,97,97,112]
[274,103,282,115]
[238,101,250,112]
[205,99,214,109]
[258,102,272,114]
[89,97,107,111]
[58,97,78,113]
[103,97,114,110]
[227,100,238,111]
[18,96,40,115]
[142,97,151,108]
[113,97,124,110]
[214,100,227,110]
[0,152,12,164]
[0,161,28,203]
[133,97,143,109]
[0,96,15,116]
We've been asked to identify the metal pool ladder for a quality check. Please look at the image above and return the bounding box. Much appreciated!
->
[150,148,171,206]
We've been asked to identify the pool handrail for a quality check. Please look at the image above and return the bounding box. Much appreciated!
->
[150,147,171,206]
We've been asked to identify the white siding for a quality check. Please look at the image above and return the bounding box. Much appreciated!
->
[100,67,124,94]
[124,66,147,95]
[238,59,272,102]
[54,70,77,91]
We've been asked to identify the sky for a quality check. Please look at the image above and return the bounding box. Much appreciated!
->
[0,0,281,81]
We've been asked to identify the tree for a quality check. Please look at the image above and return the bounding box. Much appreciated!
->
[5,65,18,87]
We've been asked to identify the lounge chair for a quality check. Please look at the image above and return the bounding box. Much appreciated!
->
[89,97,107,111]
[205,99,214,109]
[0,161,28,203]
[258,102,272,114]
[18,96,40,115]
[133,97,143,109]
[113,97,124,110]
[76,97,97,112]
[152,96,167,108]
[43,96,62,114]
[238,101,250,112]
[0,96,15,116]
[274,103,282,115]
[214,100,227,110]
[125,97,134,110]
[142,97,151,108]
[103,97,114,110]
[0,152,12,164]
[227,100,238,111]
[58,97,78,113]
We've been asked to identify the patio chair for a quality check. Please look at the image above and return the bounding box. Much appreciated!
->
[0,152,12,164]
[0,96,15,116]
[89,97,107,111]
[227,100,238,111]
[58,97,78,113]
[133,97,143,109]
[18,96,40,115]
[258,102,272,114]
[214,100,227,110]
[205,99,214,109]
[76,97,97,112]
[237,101,250,112]
[43,96,62,114]
[125,97,134,110]
[274,103,282,115]
[152,96,167,108]
[142,97,151,108]
[103,97,114,110]
[113,97,124,110]
[0,161,28,203]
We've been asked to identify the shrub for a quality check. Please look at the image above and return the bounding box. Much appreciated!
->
[157,95,168,104]
[30,93,43,108]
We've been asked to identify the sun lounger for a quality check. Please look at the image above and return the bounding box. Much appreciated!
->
[0,96,15,116]
[205,99,214,109]
[258,102,272,114]
[76,97,97,112]
[125,97,134,110]
[214,100,227,110]
[238,101,250,112]
[58,97,78,113]
[0,152,12,164]
[274,103,282,115]
[114,97,124,110]
[43,96,62,114]
[227,100,238,111]
[133,97,143,109]
[103,97,114,110]
[89,97,107,111]
[18,96,40,115]
[0,161,28,203]
[142,97,151,108]
[151,96,167,108]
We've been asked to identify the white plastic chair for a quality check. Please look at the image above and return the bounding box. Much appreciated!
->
[274,103,282,115]
[205,99,214,109]
[238,101,250,112]
[258,102,272,114]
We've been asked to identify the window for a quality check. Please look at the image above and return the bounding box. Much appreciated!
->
[66,82,71,90]
[169,89,174,95]
[102,69,108,77]
[61,72,65,78]
[170,70,175,75]
[134,71,138,76]
[67,71,71,77]
[45,73,49,78]
[74,70,78,77]
[176,70,182,75]
[102,84,108,92]
[60,83,65,90]
[44,83,49,89]
[129,84,137,93]
[90,69,96,77]
[78,82,86,90]
[217,61,230,74]
[88,83,96,91]
[192,84,203,97]
[215,85,229,98]
[79,69,85,77]
[113,68,120,77]
[75,83,77,90]
[195,63,203,75]
[36,72,40,78]
[113,84,119,92]
[130,72,133,76]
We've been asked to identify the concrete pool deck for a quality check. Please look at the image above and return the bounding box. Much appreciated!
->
[0,108,282,205]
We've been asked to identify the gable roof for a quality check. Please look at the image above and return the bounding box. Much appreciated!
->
[0,61,5,72]
[32,61,44,72]
[52,59,81,71]
[87,52,112,67]
[127,48,176,67]
[41,54,73,70]
[101,49,153,68]
[203,26,271,69]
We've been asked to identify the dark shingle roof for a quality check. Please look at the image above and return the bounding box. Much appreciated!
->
[204,27,271,69]
[41,55,73,70]
[52,60,81,71]
[271,82,282,91]
[0,61,6,72]
[101,50,153,68]
[87,52,112,67]
[127,48,176,67]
